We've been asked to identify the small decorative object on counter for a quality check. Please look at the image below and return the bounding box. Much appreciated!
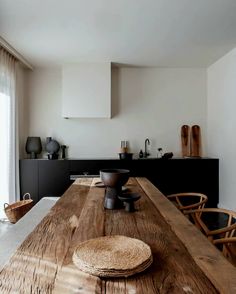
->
[157,148,163,158]
[139,150,144,158]
[190,125,202,157]
[162,152,173,159]
[118,193,141,212]
[25,137,42,159]
[46,137,60,160]
[119,140,133,160]
[120,140,129,153]
[46,137,52,145]
[119,153,133,160]
[144,138,150,158]
[181,125,190,157]
[61,145,67,159]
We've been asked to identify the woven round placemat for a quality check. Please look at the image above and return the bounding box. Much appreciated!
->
[72,235,153,277]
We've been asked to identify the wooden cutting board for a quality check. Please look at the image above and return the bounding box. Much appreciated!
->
[181,125,190,157]
[190,125,202,157]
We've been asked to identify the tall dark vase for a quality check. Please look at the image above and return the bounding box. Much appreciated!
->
[25,137,42,159]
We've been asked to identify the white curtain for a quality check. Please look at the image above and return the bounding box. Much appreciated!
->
[0,47,18,219]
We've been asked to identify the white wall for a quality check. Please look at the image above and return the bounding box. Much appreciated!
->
[23,67,207,159]
[208,48,236,210]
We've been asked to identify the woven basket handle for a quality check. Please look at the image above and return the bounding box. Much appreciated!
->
[23,193,31,200]
[4,203,9,209]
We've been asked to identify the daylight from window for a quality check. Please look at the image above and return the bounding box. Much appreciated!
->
[0,92,10,218]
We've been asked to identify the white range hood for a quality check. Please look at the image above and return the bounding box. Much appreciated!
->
[62,62,111,118]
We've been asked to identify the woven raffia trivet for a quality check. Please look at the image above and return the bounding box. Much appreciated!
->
[72,235,153,277]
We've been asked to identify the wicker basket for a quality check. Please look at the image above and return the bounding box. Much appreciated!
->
[4,193,33,224]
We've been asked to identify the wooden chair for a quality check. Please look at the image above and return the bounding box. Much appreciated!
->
[213,237,236,265]
[166,193,208,215]
[186,208,236,264]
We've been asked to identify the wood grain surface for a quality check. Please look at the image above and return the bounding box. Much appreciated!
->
[136,177,236,294]
[190,125,202,157]
[0,178,235,293]
[181,125,190,157]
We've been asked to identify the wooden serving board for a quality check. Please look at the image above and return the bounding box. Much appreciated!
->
[190,125,202,157]
[181,125,190,157]
[0,178,236,293]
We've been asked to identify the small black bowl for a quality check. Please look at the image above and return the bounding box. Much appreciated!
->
[100,169,130,188]
[118,193,141,212]
[119,153,133,160]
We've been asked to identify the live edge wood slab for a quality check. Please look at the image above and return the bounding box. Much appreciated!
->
[0,178,235,293]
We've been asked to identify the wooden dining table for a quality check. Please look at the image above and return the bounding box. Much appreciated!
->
[0,177,236,293]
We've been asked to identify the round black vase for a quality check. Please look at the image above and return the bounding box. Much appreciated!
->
[46,138,60,160]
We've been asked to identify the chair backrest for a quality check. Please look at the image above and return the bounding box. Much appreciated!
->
[191,208,236,238]
[213,237,236,265]
[188,208,236,263]
[166,193,208,213]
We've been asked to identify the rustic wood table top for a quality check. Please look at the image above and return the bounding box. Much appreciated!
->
[0,177,236,294]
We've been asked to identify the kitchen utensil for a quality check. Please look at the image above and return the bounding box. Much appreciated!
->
[181,125,190,157]
[190,125,201,157]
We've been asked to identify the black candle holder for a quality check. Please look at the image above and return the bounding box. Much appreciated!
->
[118,193,141,212]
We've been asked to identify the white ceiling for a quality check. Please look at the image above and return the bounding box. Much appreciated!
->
[1,0,236,67]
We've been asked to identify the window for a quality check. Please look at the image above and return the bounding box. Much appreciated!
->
[0,92,10,218]
[0,47,17,220]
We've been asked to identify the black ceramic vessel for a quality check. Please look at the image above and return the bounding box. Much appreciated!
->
[25,137,42,159]
[100,169,130,210]
[46,138,60,160]
[118,193,141,212]
[119,153,133,160]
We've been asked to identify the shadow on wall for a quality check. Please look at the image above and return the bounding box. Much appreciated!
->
[111,67,120,118]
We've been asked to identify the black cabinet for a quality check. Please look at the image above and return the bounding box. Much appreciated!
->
[20,158,219,207]
[38,160,71,199]
[147,159,219,208]
[20,160,71,202]
[19,160,38,203]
